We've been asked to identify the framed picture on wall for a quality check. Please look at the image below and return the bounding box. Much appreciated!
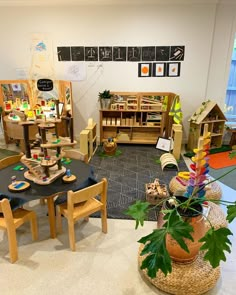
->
[153,63,166,77]
[156,46,170,61]
[138,63,152,77]
[167,62,181,77]
[99,47,112,61]
[141,46,155,61]
[85,47,98,61]
[57,47,71,61]
[113,47,127,61]
[71,46,85,61]
[127,47,141,61]
[170,46,185,61]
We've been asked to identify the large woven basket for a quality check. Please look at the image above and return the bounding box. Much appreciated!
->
[169,176,222,200]
[103,142,117,155]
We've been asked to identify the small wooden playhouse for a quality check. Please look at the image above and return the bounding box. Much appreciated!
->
[187,100,227,151]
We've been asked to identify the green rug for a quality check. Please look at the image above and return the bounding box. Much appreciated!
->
[98,149,122,158]
[184,145,232,158]
[0,148,18,159]
[209,166,236,190]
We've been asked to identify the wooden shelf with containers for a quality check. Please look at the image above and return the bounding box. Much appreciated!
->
[99,92,177,144]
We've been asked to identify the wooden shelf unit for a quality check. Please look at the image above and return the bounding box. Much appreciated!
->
[100,91,177,144]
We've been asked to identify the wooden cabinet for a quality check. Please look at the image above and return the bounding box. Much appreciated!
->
[99,92,177,144]
[187,101,227,150]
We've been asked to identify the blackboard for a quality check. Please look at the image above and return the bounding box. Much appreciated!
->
[37,79,53,91]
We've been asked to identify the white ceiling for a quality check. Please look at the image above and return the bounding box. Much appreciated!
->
[0,0,234,6]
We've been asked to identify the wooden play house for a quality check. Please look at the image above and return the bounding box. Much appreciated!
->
[187,100,227,150]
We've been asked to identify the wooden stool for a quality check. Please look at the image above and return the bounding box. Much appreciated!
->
[139,202,226,294]
[138,249,220,295]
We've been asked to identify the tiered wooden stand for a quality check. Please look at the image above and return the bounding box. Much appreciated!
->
[20,118,77,185]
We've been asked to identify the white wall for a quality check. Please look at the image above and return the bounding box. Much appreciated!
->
[0,3,235,141]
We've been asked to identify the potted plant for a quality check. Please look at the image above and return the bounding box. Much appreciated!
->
[125,139,236,279]
[98,89,113,109]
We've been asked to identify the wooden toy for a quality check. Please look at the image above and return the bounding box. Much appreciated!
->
[159,153,179,171]
[13,104,78,185]
[145,178,169,205]
[171,123,183,160]
[8,181,31,192]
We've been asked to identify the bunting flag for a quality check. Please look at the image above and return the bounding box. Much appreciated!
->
[169,95,183,124]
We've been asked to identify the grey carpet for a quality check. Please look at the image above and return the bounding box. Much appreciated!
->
[90,144,188,220]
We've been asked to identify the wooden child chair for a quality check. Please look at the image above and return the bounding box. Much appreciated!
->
[0,198,38,263]
[56,178,108,251]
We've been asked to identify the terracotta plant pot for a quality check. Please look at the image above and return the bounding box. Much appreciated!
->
[158,196,206,263]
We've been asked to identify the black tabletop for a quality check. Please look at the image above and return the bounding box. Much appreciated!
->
[0,159,93,202]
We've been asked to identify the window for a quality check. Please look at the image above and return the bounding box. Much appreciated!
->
[224,36,236,126]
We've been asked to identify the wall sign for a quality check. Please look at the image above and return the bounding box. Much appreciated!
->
[37,79,53,91]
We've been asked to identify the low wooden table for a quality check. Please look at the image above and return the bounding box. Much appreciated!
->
[0,159,93,238]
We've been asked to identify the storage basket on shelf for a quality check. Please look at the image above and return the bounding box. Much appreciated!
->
[103,138,117,156]
[145,178,169,205]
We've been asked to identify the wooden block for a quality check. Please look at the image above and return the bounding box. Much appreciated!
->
[80,129,90,155]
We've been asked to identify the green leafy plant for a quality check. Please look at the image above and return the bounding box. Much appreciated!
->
[125,155,236,278]
[98,89,113,99]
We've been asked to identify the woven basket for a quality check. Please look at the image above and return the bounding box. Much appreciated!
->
[103,142,117,155]
[138,246,220,295]
[169,176,222,200]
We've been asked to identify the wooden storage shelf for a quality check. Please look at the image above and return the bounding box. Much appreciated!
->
[99,91,177,145]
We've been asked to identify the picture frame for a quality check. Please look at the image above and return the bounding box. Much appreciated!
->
[99,47,112,61]
[153,63,166,77]
[170,46,185,61]
[113,47,127,61]
[167,62,181,77]
[156,137,171,152]
[85,47,98,61]
[138,63,152,77]
[71,46,85,61]
[57,47,71,61]
[141,46,155,61]
[127,47,141,61]
[156,46,170,61]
